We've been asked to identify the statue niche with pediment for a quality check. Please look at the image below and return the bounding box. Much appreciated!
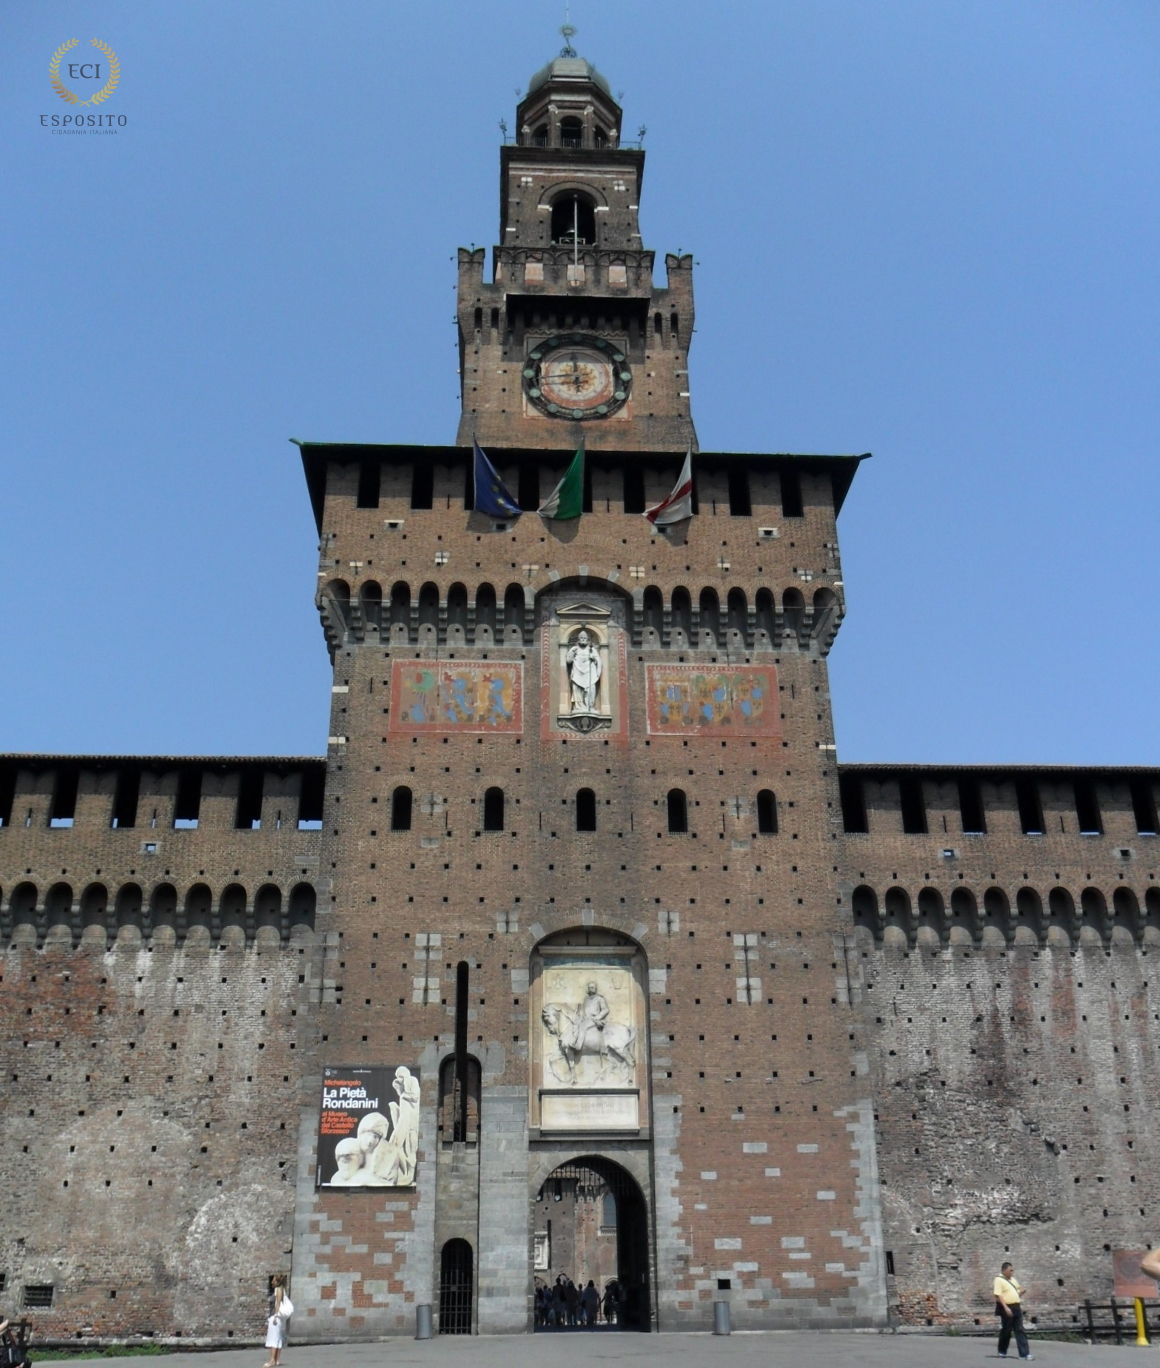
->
[554,604,614,734]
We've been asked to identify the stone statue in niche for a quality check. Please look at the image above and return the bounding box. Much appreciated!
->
[566,630,603,713]
[553,606,614,735]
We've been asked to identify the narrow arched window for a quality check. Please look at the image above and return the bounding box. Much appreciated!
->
[576,788,597,832]
[483,787,505,832]
[391,786,413,831]
[667,788,688,833]
[756,789,777,834]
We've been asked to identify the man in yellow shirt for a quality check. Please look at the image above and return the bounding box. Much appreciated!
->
[994,1262,1033,1360]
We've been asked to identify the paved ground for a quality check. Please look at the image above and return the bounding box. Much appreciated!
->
[75,1332,1142,1368]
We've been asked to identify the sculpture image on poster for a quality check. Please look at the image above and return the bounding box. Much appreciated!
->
[390,661,522,733]
[316,1064,420,1188]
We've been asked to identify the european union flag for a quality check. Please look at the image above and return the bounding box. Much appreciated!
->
[473,440,521,519]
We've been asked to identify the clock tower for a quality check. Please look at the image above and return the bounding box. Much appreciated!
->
[456,29,697,453]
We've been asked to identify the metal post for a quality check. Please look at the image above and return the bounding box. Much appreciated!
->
[712,1299,731,1335]
[415,1303,433,1339]
[1134,1297,1150,1347]
[1084,1300,1095,1343]
[1112,1298,1124,1345]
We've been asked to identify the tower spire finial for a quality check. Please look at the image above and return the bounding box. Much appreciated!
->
[559,19,577,58]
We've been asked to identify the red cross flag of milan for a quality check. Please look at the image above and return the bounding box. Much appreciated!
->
[643,446,694,527]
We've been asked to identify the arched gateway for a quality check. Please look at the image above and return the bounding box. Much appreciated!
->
[532,1156,650,1331]
[527,928,653,1331]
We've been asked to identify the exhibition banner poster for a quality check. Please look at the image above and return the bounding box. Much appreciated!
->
[316,1064,420,1188]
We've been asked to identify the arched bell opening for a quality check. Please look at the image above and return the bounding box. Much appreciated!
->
[532,1156,650,1332]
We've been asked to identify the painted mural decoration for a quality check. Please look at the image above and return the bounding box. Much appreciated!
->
[389,661,522,733]
[316,1064,420,1188]
[645,664,780,737]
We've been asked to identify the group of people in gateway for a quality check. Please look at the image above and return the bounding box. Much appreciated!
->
[535,1275,622,1328]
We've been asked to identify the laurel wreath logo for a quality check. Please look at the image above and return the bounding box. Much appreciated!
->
[49,38,120,107]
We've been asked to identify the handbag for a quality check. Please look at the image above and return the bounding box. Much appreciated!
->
[280,1295,294,1319]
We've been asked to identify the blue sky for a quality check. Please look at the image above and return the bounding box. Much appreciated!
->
[3,1,1159,763]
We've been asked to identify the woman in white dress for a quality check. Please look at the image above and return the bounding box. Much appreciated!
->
[263,1273,287,1368]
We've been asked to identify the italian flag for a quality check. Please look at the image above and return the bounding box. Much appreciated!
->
[538,442,585,520]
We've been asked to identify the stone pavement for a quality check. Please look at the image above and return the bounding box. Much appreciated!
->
[83,1332,1131,1368]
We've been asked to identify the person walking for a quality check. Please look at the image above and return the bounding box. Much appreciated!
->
[994,1262,1033,1360]
[263,1273,288,1368]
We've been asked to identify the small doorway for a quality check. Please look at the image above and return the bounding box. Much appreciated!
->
[533,1157,650,1331]
[439,1238,473,1334]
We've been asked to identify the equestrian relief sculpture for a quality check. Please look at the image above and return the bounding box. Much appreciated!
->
[541,979,637,1085]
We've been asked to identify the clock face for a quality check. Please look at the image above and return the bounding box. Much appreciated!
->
[523,333,632,420]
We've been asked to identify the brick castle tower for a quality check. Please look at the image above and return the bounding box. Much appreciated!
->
[292,31,884,1333]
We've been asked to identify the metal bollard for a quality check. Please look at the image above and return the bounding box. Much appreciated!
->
[713,1298,732,1336]
[415,1303,433,1339]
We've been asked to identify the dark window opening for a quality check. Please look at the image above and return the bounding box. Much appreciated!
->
[173,770,202,830]
[111,769,140,830]
[699,589,720,646]
[958,778,986,834]
[23,1286,54,1309]
[780,468,803,518]
[418,582,439,630]
[654,311,663,339]
[1074,780,1103,836]
[899,778,927,834]
[235,770,264,830]
[475,584,497,639]
[473,306,483,333]
[298,766,325,830]
[356,461,380,509]
[503,584,524,640]
[885,1251,896,1276]
[391,786,413,832]
[490,306,499,332]
[532,124,548,147]
[1016,779,1044,835]
[839,773,868,833]
[671,311,680,346]
[756,789,777,834]
[643,586,663,637]
[667,788,688,833]
[1130,778,1158,835]
[411,461,434,510]
[49,767,79,828]
[559,116,583,149]
[518,463,540,511]
[483,787,505,832]
[0,766,16,828]
[671,587,692,640]
[550,192,595,245]
[576,788,597,832]
[726,588,747,638]
[728,468,751,517]
[623,466,645,514]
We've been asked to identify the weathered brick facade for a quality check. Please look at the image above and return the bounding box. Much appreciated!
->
[1,42,1157,1342]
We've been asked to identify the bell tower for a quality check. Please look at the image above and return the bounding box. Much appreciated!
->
[455,28,697,453]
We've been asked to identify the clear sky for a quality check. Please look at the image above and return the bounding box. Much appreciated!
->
[4,1,1159,764]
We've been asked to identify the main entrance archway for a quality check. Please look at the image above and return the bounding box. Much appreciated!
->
[532,1156,650,1331]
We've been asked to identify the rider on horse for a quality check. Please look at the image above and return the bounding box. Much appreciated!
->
[569,982,609,1052]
